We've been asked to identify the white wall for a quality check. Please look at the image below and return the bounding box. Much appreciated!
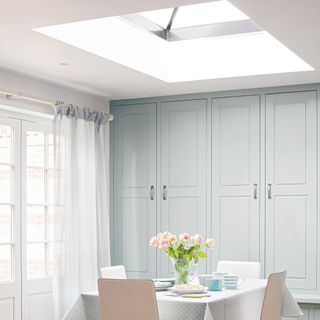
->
[0,67,109,115]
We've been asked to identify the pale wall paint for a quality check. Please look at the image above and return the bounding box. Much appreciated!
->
[0,67,109,115]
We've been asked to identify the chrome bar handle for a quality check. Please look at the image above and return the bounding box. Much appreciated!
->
[253,183,258,199]
[162,185,167,200]
[150,185,155,200]
[267,183,272,199]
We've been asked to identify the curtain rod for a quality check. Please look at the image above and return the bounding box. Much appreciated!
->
[0,88,113,121]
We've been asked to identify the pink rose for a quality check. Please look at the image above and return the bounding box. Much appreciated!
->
[205,238,215,249]
[149,236,159,247]
[168,234,177,243]
[192,234,202,245]
[159,239,169,248]
[179,233,190,242]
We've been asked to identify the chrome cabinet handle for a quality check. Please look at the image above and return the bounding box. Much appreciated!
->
[162,185,167,200]
[253,183,258,199]
[150,185,155,200]
[267,183,272,199]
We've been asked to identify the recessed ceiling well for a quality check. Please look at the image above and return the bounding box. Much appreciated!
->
[34,0,313,83]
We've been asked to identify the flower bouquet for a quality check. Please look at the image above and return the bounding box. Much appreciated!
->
[150,232,215,285]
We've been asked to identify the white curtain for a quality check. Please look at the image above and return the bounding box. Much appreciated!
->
[52,105,111,320]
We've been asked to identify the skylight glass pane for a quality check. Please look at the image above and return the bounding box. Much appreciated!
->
[172,1,250,29]
[139,8,174,29]
[34,16,313,83]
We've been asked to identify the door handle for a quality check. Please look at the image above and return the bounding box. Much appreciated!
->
[253,183,258,199]
[162,185,167,200]
[150,185,155,200]
[267,183,272,199]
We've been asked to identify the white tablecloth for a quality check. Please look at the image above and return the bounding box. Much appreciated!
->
[63,279,303,320]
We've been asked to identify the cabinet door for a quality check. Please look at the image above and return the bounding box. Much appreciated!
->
[159,99,207,276]
[265,91,317,290]
[212,96,261,268]
[113,103,157,279]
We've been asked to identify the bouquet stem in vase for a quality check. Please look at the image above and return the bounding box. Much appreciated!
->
[172,258,192,285]
[150,232,215,286]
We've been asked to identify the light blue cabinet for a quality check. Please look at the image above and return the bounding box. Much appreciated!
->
[211,95,261,268]
[158,99,208,276]
[265,91,317,291]
[112,103,157,278]
[112,99,208,278]
[111,84,320,313]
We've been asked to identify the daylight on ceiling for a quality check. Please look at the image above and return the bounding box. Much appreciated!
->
[35,0,313,83]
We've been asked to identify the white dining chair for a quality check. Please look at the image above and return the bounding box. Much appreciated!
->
[100,265,127,279]
[98,279,159,320]
[260,271,287,320]
[217,260,261,279]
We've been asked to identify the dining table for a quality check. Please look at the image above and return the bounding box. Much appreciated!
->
[63,279,303,320]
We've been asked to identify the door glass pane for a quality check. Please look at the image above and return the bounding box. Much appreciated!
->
[27,206,45,242]
[48,168,54,204]
[0,165,11,203]
[0,125,12,164]
[27,243,45,278]
[27,131,44,167]
[27,168,44,203]
[48,206,54,241]
[0,205,12,243]
[0,245,12,281]
[48,134,54,169]
[47,243,54,276]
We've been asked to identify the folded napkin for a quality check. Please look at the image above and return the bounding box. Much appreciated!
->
[182,294,210,298]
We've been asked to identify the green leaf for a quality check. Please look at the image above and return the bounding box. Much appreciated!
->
[186,254,192,261]
[198,251,207,258]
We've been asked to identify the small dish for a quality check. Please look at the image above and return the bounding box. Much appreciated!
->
[153,280,174,291]
[173,284,208,294]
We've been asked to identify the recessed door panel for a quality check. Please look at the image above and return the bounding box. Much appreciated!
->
[219,197,251,261]
[168,110,197,187]
[122,197,149,272]
[274,102,306,185]
[274,196,306,278]
[121,113,149,188]
[220,104,251,186]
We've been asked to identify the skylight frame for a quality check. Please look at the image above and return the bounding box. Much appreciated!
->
[122,13,262,42]
[122,2,262,42]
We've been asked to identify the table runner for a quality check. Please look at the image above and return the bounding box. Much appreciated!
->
[63,279,303,320]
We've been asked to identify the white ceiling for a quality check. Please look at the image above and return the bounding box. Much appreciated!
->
[0,0,319,99]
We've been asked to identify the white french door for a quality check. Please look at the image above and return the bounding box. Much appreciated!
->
[21,122,53,320]
[0,113,53,320]
[0,117,21,320]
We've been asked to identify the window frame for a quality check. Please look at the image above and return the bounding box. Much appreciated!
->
[21,121,54,283]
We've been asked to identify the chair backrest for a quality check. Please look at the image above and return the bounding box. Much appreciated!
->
[217,260,261,279]
[98,279,159,320]
[260,271,287,320]
[100,265,127,279]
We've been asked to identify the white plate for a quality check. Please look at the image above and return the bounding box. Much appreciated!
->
[154,281,172,287]
[153,278,175,284]
[154,281,173,292]
[173,287,208,294]
[155,286,171,292]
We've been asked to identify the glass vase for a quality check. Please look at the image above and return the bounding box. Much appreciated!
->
[171,258,198,285]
